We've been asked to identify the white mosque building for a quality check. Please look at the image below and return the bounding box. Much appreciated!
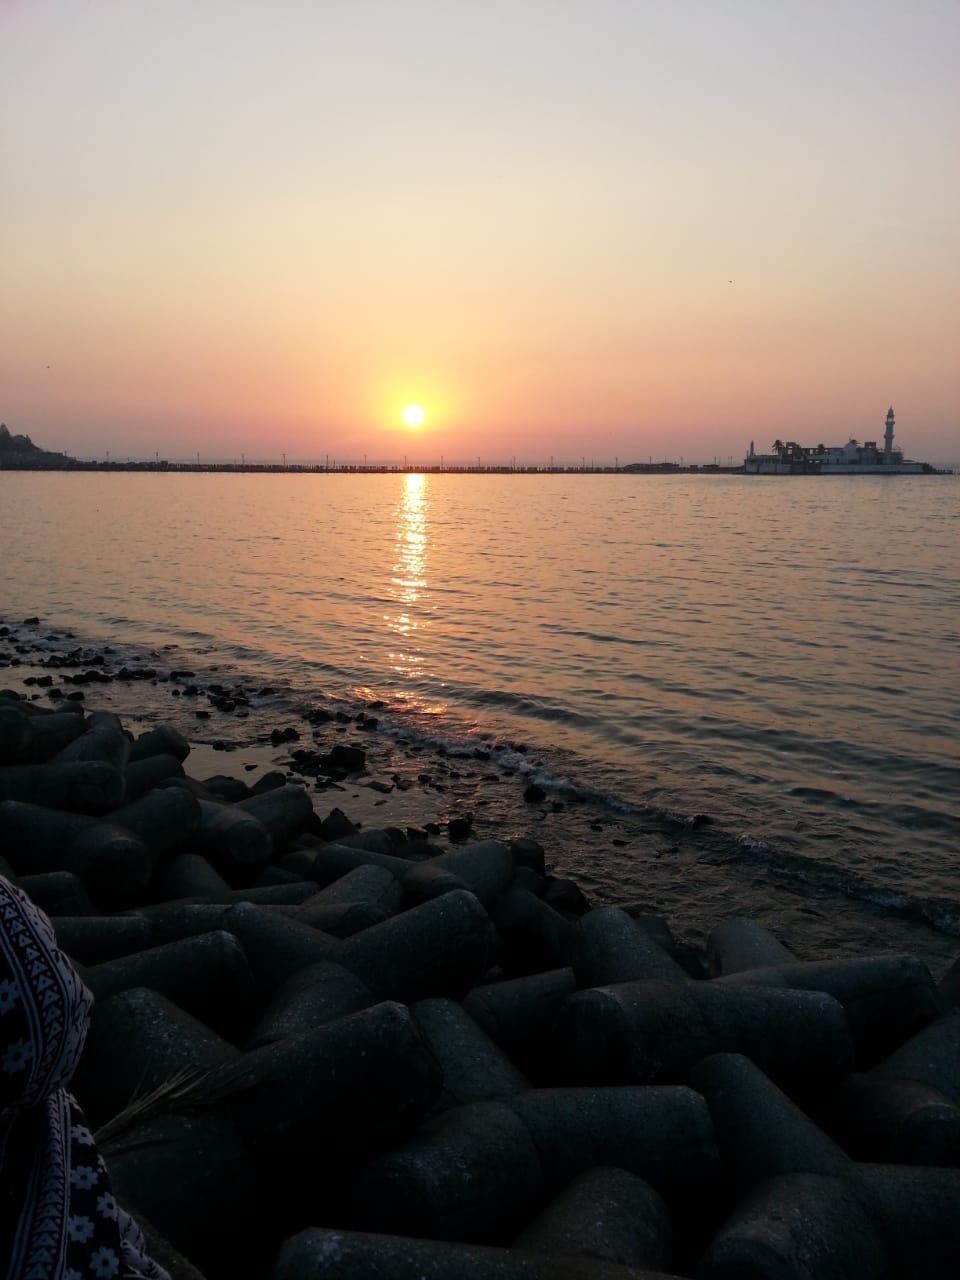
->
[744,407,933,474]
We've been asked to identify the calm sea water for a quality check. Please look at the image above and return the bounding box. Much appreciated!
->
[2,471,958,959]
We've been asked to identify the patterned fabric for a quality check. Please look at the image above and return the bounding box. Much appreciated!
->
[0,877,169,1280]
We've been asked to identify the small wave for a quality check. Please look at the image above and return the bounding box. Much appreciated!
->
[729,834,960,939]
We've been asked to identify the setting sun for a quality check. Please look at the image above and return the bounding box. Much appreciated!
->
[402,404,426,428]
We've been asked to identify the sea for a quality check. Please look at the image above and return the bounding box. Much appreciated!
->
[2,470,958,968]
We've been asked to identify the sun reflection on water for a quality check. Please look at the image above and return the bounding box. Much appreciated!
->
[381,473,446,714]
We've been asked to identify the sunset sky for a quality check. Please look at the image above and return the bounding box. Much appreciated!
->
[1,1,958,463]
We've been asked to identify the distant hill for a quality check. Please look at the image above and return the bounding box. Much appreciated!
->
[0,423,73,469]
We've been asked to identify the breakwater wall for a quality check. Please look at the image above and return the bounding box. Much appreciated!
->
[2,691,960,1279]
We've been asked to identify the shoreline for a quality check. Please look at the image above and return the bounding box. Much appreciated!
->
[2,613,958,970]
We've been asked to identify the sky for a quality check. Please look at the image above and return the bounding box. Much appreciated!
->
[1,0,958,463]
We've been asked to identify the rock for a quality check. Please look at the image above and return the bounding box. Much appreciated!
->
[524,783,546,803]
[319,807,358,841]
[320,743,366,773]
[510,837,547,875]
[446,814,474,843]
[129,723,191,763]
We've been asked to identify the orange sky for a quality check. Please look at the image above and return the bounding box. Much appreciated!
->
[1,1,958,462]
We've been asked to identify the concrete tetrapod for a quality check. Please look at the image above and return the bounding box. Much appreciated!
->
[223,1000,442,1177]
[0,759,126,812]
[17,869,94,915]
[73,986,240,1126]
[231,783,313,852]
[514,1166,672,1271]
[411,997,530,1110]
[492,887,577,976]
[247,959,377,1047]
[706,917,797,977]
[700,1173,890,1280]
[418,839,516,908]
[0,799,152,903]
[273,1228,686,1280]
[465,967,577,1078]
[105,785,202,869]
[123,751,184,799]
[24,712,88,760]
[53,710,130,772]
[833,1010,960,1165]
[52,913,152,965]
[219,901,337,992]
[688,1053,850,1196]
[350,1100,547,1244]
[334,888,496,1002]
[716,955,940,1067]
[84,929,257,1040]
[65,822,154,904]
[282,841,422,886]
[102,1106,261,1280]
[128,722,191,762]
[572,906,690,987]
[508,1087,719,1203]
[555,980,854,1086]
[838,1074,960,1165]
[848,1163,960,1278]
[157,853,232,900]
[191,799,273,875]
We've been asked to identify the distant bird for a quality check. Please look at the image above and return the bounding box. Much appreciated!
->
[727,280,733,284]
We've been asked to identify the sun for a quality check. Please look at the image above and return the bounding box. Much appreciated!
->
[402,403,426,428]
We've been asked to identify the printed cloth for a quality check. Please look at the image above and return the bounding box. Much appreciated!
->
[0,876,169,1280]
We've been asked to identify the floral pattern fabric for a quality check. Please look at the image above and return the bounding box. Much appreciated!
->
[0,876,169,1280]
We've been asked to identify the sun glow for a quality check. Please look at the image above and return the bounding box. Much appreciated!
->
[402,403,426,428]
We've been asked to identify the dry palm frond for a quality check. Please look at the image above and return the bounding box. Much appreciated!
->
[94,1065,225,1147]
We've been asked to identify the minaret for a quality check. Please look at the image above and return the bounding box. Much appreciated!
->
[884,406,895,459]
